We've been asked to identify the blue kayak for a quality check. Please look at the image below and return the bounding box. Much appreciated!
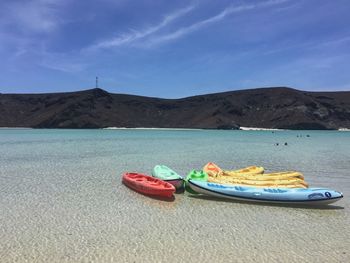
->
[188,180,343,205]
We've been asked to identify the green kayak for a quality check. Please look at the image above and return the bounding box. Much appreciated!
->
[184,170,208,194]
[152,165,184,191]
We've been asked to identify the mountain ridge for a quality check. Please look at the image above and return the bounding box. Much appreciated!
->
[1,87,349,129]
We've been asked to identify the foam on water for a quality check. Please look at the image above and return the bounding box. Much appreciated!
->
[0,129,349,262]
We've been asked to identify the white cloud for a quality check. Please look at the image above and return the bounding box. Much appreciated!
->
[263,35,350,55]
[314,36,350,49]
[0,0,71,59]
[1,0,68,34]
[39,60,86,73]
[0,0,75,68]
[86,5,195,51]
[38,50,87,73]
[143,0,290,46]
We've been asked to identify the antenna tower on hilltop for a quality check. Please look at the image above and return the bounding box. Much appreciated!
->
[95,76,99,89]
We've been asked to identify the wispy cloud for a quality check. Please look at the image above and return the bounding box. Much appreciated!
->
[1,0,67,34]
[143,0,290,46]
[39,60,86,73]
[263,35,350,55]
[0,0,71,61]
[36,49,88,73]
[86,5,195,51]
[245,52,350,90]
[314,35,350,49]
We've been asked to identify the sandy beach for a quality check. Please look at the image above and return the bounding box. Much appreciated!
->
[239,127,284,131]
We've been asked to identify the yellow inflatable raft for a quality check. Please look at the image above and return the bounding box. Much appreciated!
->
[222,170,304,181]
[203,162,264,177]
[208,176,308,188]
[203,162,308,188]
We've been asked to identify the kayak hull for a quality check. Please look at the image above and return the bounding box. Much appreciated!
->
[152,165,184,191]
[164,178,184,191]
[188,180,343,205]
[185,170,208,194]
[122,173,175,198]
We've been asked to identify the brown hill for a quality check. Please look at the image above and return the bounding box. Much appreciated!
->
[0,87,349,129]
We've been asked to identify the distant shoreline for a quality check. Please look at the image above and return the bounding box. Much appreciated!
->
[103,127,202,131]
[104,127,282,131]
[0,127,33,129]
[1,126,349,131]
[239,127,284,131]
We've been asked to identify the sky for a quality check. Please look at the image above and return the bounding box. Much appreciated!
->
[0,0,350,98]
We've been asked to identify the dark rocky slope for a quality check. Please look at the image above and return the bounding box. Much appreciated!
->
[0,87,349,129]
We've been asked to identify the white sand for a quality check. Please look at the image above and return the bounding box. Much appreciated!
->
[239,126,284,131]
[103,127,202,130]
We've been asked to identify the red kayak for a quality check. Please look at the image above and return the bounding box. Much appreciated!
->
[122,173,175,198]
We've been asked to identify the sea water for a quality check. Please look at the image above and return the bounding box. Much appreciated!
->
[0,129,349,262]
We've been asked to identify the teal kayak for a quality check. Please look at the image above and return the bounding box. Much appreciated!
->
[152,165,184,191]
[188,180,343,205]
[184,170,208,194]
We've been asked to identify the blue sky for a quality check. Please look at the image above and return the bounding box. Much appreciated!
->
[0,0,349,97]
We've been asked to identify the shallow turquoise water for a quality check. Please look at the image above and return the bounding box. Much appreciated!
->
[0,129,350,262]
